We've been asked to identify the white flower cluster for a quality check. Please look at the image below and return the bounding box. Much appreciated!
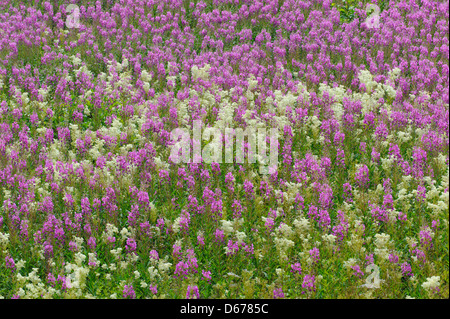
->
[191,64,211,81]
[296,81,311,101]
[215,100,236,130]
[358,70,377,93]
[293,217,310,236]
[247,75,258,91]
[175,100,191,127]
[73,236,84,250]
[387,67,401,81]
[116,57,128,72]
[346,233,365,253]
[319,83,346,120]
[343,258,358,269]
[307,115,322,137]
[148,256,172,280]
[273,237,295,257]
[219,220,233,237]
[158,256,172,274]
[322,234,337,247]
[110,248,122,260]
[275,223,294,239]
[147,266,159,280]
[138,69,151,84]
[64,261,90,297]
[273,90,296,116]
[88,253,98,267]
[0,231,9,252]
[74,63,93,80]
[421,276,440,295]
[16,268,55,299]
[149,156,165,171]
[374,233,392,260]
[220,219,244,237]
[102,223,119,243]
[283,182,303,204]
[318,69,399,123]
[120,227,133,240]
[271,221,295,258]
[235,230,247,245]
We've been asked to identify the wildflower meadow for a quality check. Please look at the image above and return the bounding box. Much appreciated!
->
[0,0,448,300]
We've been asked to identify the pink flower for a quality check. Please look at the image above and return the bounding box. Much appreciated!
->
[202,270,212,282]
[273,288,285,299]
[123,284,136,299]
[302,275,316,293]
[186,285,200,299]
[291,263,302,276]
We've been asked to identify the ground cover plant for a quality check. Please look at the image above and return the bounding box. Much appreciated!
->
[0,0,448,299]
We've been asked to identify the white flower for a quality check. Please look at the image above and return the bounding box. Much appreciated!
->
[166,75,176,87]
[74,252,86,266]
[226,272,240,279]
[172,217,181,233]
[148,266,159,280]
[221,220,234,235]
[293,218,310,235]
[422,276,440,293]
[383,83,396,99]
[343,258,357,269]
[88,253,98,267]
[274,237,294,254]
[118,261,128,269]
[235,231,247,245]
[374,248,389,260]
[71,55,82,66]
[248,75,258,91]
[120,227,131,240]
[74,236,84,248]
[276,223,294,239]
[388,67,401,80]
[191,64,211,81]
[374,233,390,248]
[158,259,172,274]
[0,232,10,249]
[141,70,152,82]
[322,234,337,246]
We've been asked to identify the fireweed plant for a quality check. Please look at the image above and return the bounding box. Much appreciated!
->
[0,0,448,299]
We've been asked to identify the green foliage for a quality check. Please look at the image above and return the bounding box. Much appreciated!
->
[331,0,388,23]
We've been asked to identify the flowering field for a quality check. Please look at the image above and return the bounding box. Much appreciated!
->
[0,0,448,299]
